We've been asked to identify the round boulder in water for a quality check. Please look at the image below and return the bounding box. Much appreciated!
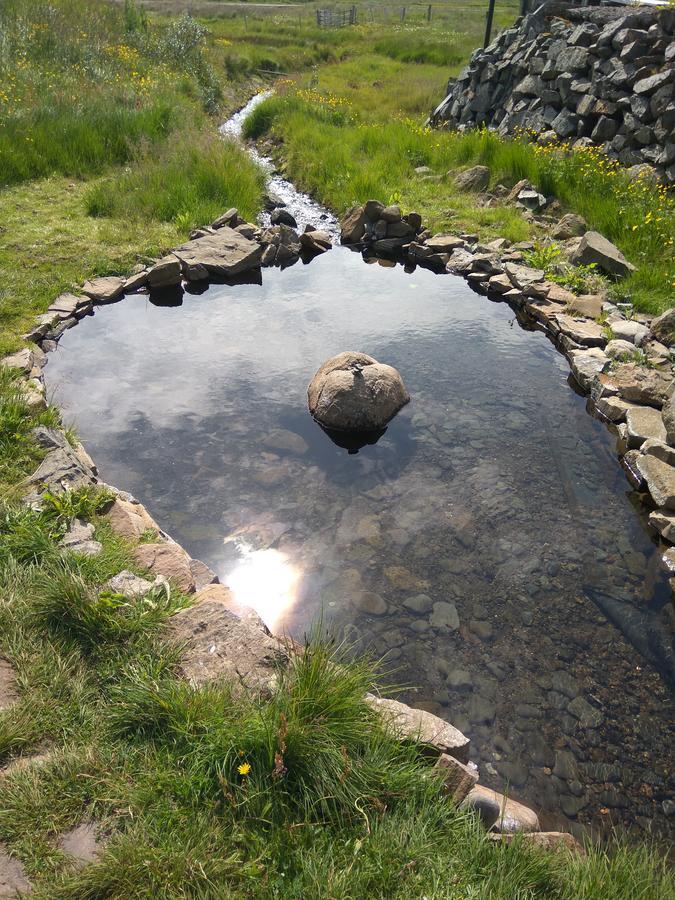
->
[307,351,410,433]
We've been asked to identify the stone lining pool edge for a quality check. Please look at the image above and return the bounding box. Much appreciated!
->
[1,199,672,850]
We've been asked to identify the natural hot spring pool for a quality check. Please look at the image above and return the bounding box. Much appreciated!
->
[48,247,673,838]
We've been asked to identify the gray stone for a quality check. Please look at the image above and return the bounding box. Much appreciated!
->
[611,320,649,346]
[59,519,102,557]
[555,314,606,347]
[403,593,434,614]
[2,349,33,373]
[611,363,672,407]
[594,395,636,423]
[552,214,587,239]
[642,438,675,466]
[435,753,479,803]
[570,231,635,278]
[189,558,219,591]
[105,570,155,598]
[365,695,470,762]
[270,208,297,228]
[172,228,263,279]
[568,348,608,392]
[307,352,410,433]
[169,595,288,695]
[636,454,675,508]
[649,506,675,541]
[425,235,467,254]
[650,308,675,346]
[147,256,181,289]
[662,393,675,444]
[25,444,97,495]
[430,601,460,630]
[625,407,666,448]
[468,695,496,726]
[81,275,125,303]
[634,70,673,96]
[605,339,639,359]
[262,428,308,455]
[567,696,604,728]
[447,669,473,692]
[462,785,540,833]
[455,166,490,191]
[381,204,402,223]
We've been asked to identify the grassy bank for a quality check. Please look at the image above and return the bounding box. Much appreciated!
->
[1,364,673,894]
[238,77,673,312]
[0,0,264,357]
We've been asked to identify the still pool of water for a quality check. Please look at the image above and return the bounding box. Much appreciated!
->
[48,247,673,838]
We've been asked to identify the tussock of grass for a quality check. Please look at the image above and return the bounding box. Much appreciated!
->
[86,131,265,230]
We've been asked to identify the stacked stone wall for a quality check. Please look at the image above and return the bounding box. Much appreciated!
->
[432,1,674,182]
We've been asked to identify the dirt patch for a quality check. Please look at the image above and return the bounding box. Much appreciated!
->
[58,823,103,867]
[0,659,18,712]
[0,845,31,897]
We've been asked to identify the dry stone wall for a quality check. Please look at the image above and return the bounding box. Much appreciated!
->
[432,1,675,182]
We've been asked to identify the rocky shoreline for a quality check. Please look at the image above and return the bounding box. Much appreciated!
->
[2,174,674,849]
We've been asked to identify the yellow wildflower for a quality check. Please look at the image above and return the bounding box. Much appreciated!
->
[238,762,251,776]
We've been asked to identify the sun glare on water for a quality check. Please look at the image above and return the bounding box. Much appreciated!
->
[225,542,301,633]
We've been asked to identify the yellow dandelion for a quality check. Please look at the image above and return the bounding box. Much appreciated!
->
[238,762,251,776]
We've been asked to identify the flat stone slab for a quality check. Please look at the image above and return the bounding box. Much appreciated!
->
[594,395,637,423]
[568,348,608,392]
[489,832,584,854]
[58,823,103,867]
[425,234,467,254]
[25,439,97,495]
[172,227,263,280]
[626,407,666,448]
[133,543,195,594]
[365,695,470,762]
[555,314,606,347]
[462,784,540,833]
[636,454,675,509]
[81,276,125,303]
[0,659,18,712]
[611,363,673,408]
[169,594,288,695]
[1,349,33,374]
[565,294,603,318]
[0,845,31,897]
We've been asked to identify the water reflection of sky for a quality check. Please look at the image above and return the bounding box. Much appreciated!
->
[48,237,674,837]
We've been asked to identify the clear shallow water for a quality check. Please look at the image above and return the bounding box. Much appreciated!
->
[48,248,673,838]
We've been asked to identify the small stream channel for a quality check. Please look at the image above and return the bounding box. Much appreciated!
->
[46,97,673,841]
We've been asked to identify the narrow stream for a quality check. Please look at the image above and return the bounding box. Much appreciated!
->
[45,97,673,841]
[220,92,340,237]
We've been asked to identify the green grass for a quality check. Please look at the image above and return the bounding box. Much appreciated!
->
[243,89,675,312]
[86,130,265,230]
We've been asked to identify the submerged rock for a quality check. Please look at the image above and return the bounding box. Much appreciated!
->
[307,351,410,433]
